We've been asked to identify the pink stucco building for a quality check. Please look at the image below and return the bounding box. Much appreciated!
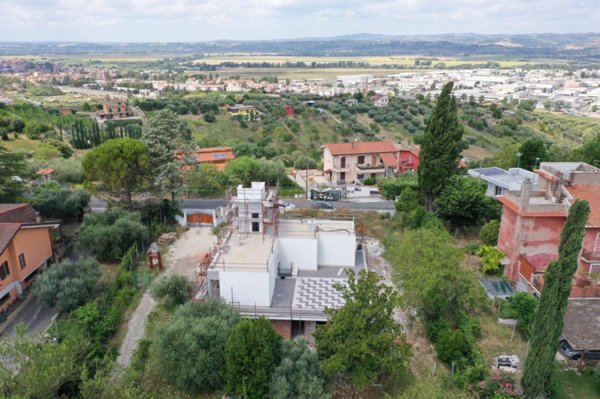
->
[497,162,600,298]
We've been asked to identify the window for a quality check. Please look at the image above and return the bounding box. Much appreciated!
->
[18,254,26,269]
[494,186,503,196]
[0,261,9,281]
[340,172,346,181]
[594,233,600,255]
[340,157,346,168]
[357,174,364,179]
[357,155,365,164]
[590,264,600,274]
[251,212,259,219]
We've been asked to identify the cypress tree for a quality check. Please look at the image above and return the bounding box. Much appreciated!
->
[522,200,590,398]
[417,81,463,211]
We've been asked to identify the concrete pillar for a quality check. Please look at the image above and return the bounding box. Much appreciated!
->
[520,178,532,212]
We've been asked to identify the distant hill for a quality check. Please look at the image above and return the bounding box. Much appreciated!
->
[1,33,600,60]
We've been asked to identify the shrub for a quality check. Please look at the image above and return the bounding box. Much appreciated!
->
[480,220,500,246]
[151,275,190,307]
[378,172,418,200]
[499,292,537,339]
[225,317,282,398]
[34,258,101,312]
[77,208,148,261]
[362,177,377,186]
[476,246,505,275]
[153,301,240,393]
[31,182,90,219]
[270,337,329,399]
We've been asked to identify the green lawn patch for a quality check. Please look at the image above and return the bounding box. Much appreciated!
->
[552,367,600,399]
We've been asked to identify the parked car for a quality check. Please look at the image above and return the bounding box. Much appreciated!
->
[310,201,334,210]
[278,200,296,209]
[493,355,520,373]
[559,339,600,361]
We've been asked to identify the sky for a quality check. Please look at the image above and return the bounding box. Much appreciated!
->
[0,0,598,42]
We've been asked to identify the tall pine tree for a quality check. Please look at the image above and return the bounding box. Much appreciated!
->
[141,109,193,201]
[417,82,463,211]
[521,200,590,398]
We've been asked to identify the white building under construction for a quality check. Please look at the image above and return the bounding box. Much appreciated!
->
[197,182,365,339]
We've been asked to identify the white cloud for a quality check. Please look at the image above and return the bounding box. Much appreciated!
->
[0,0,598,41]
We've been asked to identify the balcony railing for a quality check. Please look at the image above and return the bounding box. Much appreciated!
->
[581,252,600,262]
[356,163,385,170]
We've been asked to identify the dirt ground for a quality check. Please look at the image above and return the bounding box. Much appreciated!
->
[117,227,216,368]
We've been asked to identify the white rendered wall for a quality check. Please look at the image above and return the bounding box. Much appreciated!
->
[317,234,356,267]
[277,238,318,271]
[268,251,277,304]
[219,270,271,306]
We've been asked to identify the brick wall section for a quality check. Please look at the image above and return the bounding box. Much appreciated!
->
[271,320,291,340]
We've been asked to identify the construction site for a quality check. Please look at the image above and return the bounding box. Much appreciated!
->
[193,182,366,340]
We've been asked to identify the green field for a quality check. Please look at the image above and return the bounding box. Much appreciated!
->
[553,367,600,399]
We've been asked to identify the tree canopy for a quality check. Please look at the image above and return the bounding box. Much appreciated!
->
[225,317,282,399]
[417,81,463,211]
[141,109,193,199]
[82,138,150,207]
[522,200,590,397]
[519,138,547,171]
[270,337,329,399]
[315,269,410,392]
[435,176,500,229]
[153,300,240,394]
[0,145,26,202]
[33,258,101,312]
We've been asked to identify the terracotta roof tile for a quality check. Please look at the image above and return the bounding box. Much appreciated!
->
[325,141,399,156]
[0,204,37,223]
[380,153,398,167]
[0,223,20,255]
[37,168,55,176]
[565,185,600,227]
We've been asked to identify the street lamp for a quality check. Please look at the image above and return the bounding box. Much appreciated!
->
[516,152,522,169]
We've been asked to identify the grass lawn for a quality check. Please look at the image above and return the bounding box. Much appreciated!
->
[1,135,41,153]
[553,367,600,399]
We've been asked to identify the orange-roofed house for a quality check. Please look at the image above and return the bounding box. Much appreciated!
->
[179,147,236,171]
[323,141,400,185]
[0,204,59,312]
[497,162,600,298]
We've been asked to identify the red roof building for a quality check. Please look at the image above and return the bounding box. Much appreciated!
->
[323,141,400,185]
[398,146,420,173]
[177,147,236,171]
[497,162,600,298]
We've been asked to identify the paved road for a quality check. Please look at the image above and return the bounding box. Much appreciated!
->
[90,197,395,212]
[1,296,58,339]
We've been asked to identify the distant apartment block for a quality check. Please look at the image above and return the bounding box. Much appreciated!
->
[196,183,361,339]
[99,100,131,119]
[497,162,600,298]
[468,167,538,197]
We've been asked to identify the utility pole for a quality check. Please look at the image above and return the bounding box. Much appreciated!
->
[305,161,309,199]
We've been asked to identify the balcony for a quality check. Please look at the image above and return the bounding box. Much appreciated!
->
[580,251,600,263]
[356,163,385,172]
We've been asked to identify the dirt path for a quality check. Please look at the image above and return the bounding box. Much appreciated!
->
[117,227,216,368]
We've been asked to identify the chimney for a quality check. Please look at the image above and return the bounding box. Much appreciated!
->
[35,212,42,223]
[520,178,532,212]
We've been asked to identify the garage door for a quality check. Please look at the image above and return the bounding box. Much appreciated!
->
[186,213,213,225]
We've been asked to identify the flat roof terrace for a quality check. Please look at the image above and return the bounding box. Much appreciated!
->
[211,233,274,272]
[278,219,355,237]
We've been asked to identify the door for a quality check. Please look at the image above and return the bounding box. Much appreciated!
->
[252,221,260,232]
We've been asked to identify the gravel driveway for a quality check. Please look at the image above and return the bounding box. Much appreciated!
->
[117,227,216,367]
